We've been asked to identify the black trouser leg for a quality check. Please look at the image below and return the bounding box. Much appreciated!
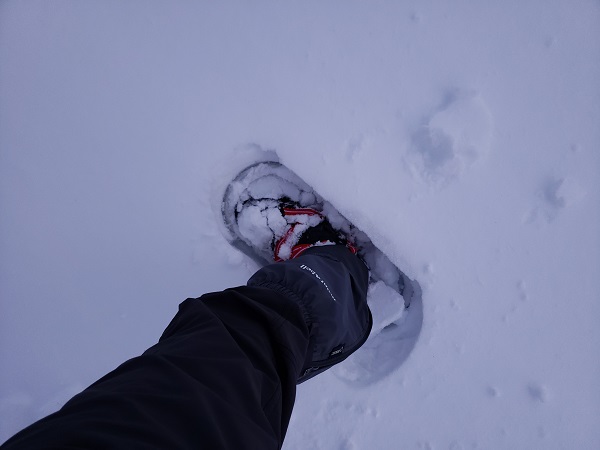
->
[1,286,309,449]
[1,246,369,449]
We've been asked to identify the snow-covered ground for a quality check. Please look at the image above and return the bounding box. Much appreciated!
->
[1,1,599,448]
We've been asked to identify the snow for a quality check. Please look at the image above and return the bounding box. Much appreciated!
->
[1,1,599,448]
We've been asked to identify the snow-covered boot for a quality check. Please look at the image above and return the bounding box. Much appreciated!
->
[220,156,421,384]
[222,162,374,382]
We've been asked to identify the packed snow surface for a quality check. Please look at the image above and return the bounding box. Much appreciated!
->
[1,1,599,448]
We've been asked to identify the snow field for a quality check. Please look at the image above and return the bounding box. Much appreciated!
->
[1,1,599,448]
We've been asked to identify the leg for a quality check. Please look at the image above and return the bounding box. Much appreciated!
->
[1,246,369,449]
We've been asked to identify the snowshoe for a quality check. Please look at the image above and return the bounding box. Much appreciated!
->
[218,149,422,385]
[222,160,416,308]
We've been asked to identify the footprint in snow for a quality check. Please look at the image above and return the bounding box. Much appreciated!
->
[524,176,586,224]
[408,90,493,187]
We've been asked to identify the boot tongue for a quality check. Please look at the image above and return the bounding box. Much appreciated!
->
[296,220,346,246]
[275,216,357,261]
